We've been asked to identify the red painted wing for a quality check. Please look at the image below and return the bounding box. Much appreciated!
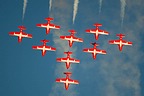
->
[32,45,44,50]
[32,45,56,51]
[109,40,120,44]
[121,40,133,45]
[83,48,94,53]
[49,24,55,27]
[36,23,47,27]
[85,29,96,33]
[21,32,32,38]
[72,36,83,42]
[56,58,67,62]
[68,78,79,84]
[56,78,67,83]
[9,32,20,36]
[60,36,70,39]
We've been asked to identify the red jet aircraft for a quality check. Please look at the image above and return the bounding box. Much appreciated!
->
[83,42,106,59]
[36,17,60,34]
[9,26,32,43]
[60,30,83,47]
[109,33,133,51]
[32,39,56,56]
[56,51,80,69]
[56,72,79,90]
[85,23,109,40]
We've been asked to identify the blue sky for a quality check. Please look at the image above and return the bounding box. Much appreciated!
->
[0,0,144,96]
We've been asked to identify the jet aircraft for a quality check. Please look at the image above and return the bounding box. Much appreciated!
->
[60,30,83,47]
[32,39,56,56]
[56,51,80,69]
[36,17,60,34]
[9,26,32,43]
[83,42,106,59]
[56,72,79,90]
[85,23,109,40]
[109,33,133,51]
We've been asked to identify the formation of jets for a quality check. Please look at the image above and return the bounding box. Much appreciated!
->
[9,17,133,90]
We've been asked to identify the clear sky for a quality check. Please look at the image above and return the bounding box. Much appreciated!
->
[0,0,144,96]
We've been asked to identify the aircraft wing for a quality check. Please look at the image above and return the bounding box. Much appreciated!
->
[56,58,67,62]
[45,46,56,51]
[9,32,20,36]
[85,29,96,33]
[32,45,44,50]
[60,36,83,42]
[69,58,80,63]
[56,78,67,83]
[60,36,71,40]
[98,29,109,35]
[49,24,60,29]
[57,58,80,63]
[22,32,32,38]
[122,40,133,46]
[68,79,79,84]
[72,36,83,42]
[36,23,47,27]
[109,40,120,44]
[95,49,107,54]
[83,48,94,53]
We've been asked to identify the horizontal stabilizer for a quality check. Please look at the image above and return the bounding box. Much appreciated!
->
[93,23,102,27]
[116,33,125,38]
[18,26,26,30]
[40,39,49,43]
[64,51,73,55]
[91,42,99,46]
[45,17,54,21]
[68,30,76,34]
